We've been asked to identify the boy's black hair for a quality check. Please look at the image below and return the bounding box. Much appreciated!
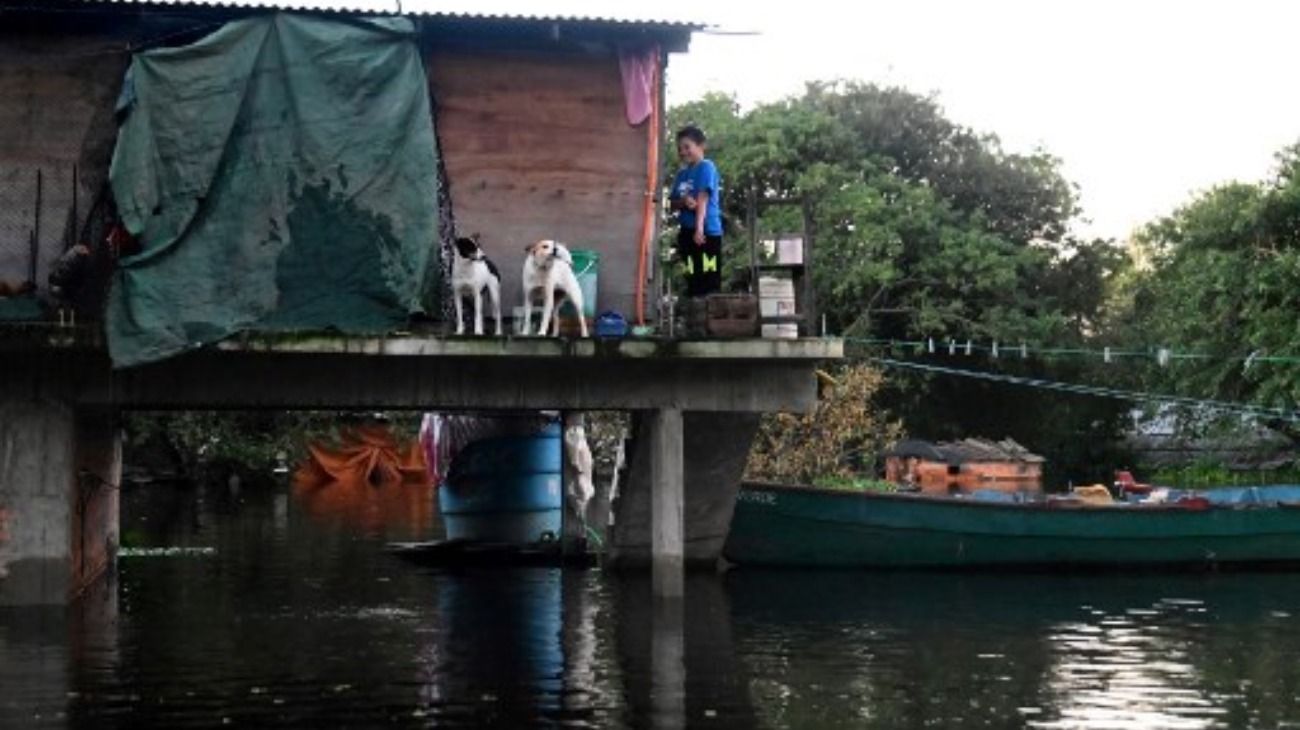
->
[676,125,707,145]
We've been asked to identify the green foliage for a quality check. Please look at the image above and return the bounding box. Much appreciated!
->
[1146,459,1300,490]
[810,475,900,492]
[747,364,903,484]
[123,411,421,483]
[1120,145,1300,443]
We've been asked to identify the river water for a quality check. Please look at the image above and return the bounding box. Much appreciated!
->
[5,481,1300,729]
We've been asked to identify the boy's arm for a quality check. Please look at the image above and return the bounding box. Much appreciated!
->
[669,184,695,211]
[692,161,717,243]
[692,190,710,244]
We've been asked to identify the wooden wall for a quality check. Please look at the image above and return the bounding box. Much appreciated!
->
[428,49,651,322]
[0,28,125,288]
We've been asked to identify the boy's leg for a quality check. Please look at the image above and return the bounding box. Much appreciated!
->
[677,228,702,297]
[700,235,723,295]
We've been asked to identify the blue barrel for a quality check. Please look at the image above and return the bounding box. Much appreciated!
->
[438,423,563,544]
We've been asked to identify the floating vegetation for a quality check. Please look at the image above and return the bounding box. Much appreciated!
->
[118,546,217,558]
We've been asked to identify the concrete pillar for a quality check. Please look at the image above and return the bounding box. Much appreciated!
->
[649,408,684,599]
[608,412,760,569]
[0,395,119,606]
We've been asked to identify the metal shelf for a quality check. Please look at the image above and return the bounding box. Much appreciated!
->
[759,315,806,325]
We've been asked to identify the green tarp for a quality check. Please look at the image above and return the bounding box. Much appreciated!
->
[107,14,440,367]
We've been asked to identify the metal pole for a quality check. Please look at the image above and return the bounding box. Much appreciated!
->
[30,168,42,286]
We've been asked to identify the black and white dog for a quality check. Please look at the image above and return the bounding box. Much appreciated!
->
[451,234,502,336]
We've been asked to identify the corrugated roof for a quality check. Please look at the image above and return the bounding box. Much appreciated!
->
[72,0,704,27]
[888,438,1045,464]
[886,439,949,462]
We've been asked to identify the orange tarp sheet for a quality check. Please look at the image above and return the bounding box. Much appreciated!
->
[292,424,431,535]
[296,423,427,488]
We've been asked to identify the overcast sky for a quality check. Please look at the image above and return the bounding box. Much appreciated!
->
[665,0,1300,240]
[408,0,1300,241]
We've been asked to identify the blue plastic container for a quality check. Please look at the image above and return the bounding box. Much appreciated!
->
[594,310,629,339]
[439,423,563,544]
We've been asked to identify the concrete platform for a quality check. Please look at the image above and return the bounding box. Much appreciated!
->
[8,330,841,413]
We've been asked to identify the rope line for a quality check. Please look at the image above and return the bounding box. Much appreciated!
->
[860,355,1300,423]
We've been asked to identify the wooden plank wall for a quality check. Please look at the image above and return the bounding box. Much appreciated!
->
[428,50,650,322]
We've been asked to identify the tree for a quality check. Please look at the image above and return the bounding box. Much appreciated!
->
[1121,145,1300,443]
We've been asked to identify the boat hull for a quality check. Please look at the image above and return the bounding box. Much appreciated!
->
[724,483,1300,569]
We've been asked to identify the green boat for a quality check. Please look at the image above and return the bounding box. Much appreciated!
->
[724,482,1300,570]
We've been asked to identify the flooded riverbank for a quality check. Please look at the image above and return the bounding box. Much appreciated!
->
[5,480,1300,728]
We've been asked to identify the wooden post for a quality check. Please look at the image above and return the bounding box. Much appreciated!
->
[30,168,42,286]
[800,196,818,336]
[649,407,684,599]
[747,186,759,294]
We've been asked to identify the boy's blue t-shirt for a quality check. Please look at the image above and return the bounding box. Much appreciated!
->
[672,159,723,236]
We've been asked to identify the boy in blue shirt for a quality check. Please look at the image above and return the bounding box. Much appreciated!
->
[669,125,723,297]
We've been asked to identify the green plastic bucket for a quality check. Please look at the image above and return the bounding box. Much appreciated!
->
[565,249,599,319]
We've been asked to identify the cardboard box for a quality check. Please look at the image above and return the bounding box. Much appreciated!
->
[776,236,804,264]
[759,296,796,317]
[759,274,795,299]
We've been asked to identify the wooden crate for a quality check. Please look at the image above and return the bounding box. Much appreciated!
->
[686,294,758,338]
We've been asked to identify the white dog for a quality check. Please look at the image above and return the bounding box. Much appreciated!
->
[451,235,502,336]
[521,239,587,337]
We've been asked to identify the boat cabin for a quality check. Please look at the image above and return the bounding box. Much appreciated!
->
[885,438,1045,495]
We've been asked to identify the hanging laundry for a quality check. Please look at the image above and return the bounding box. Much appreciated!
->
[618,45,660,125]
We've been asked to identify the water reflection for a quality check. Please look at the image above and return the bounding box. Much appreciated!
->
[420,569,567,722]
[0,576,118,728]
[726,571,1300,729]
[9,483,1300,728]
[291,473,433,538]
